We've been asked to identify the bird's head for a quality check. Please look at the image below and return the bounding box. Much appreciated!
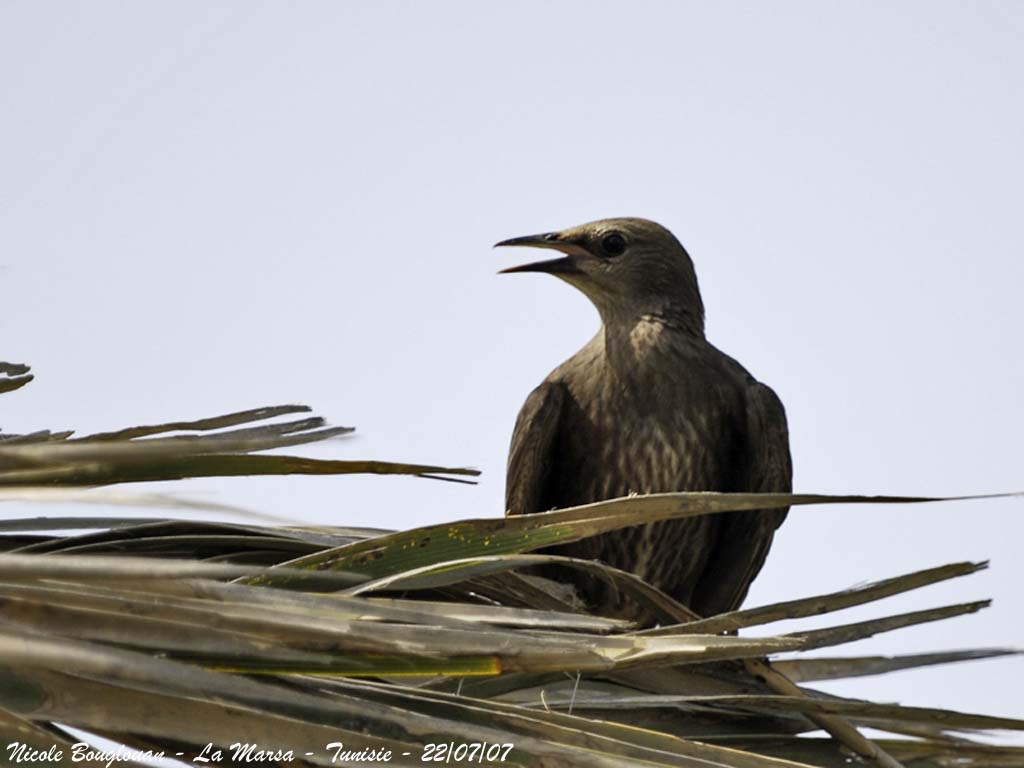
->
[496,217,704,332]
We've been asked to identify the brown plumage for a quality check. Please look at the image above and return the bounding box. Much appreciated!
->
[498,217,792,621]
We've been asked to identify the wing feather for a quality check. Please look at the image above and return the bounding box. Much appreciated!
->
[691,380,792,616]
[505,381,567,517]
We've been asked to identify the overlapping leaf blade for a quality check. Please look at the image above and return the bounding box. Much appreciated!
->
[1,363,1021,767]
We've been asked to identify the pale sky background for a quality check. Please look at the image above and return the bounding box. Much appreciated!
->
[2,0,1022,732]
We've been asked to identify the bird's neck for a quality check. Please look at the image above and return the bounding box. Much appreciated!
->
[600,304,705,372]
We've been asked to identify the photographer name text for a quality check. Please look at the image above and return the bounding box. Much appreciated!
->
[7,740,515,766]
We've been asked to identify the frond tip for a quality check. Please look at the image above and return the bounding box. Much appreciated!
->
[0,403,478,485]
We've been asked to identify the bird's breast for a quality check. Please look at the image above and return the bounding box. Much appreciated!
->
[552,384,740,505]
[546,383,739,597]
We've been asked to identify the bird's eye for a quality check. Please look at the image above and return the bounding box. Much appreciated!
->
[601,233,627,256]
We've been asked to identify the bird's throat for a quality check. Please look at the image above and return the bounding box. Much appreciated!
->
[601,312,700,375]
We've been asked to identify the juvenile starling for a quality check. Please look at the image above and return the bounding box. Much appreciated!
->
[498,218,791,620]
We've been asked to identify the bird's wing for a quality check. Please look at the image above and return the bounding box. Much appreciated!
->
[505,380,567,517]
[690,380,792,617]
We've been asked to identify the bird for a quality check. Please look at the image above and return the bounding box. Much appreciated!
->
[497,217,791,621]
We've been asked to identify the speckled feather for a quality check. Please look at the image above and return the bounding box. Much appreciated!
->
[502,218,792,623]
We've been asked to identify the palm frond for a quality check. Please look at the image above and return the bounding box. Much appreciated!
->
[1,502,1021,768]
[1,361,1021,767]
[0,364,477,484]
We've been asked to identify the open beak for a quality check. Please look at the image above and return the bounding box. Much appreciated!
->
[494,232,583,275]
